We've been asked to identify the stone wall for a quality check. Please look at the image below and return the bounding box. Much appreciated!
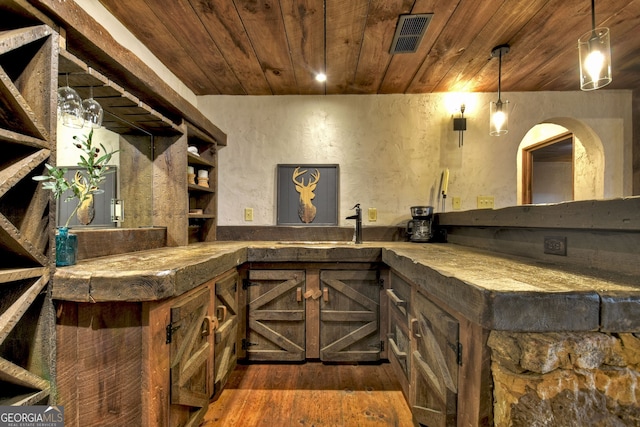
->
[488,331,640,426]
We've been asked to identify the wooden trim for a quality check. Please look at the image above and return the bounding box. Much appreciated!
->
[522,131,574,204]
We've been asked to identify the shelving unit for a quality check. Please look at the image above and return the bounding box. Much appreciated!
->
[186,122,217,243]
[0,24,57,406]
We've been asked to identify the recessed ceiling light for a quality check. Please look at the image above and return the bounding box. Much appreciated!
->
[315,73,327,82]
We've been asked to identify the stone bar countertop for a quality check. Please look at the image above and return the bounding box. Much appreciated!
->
[53,241,640,332]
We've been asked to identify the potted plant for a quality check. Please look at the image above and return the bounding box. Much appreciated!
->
[34,129,117,266]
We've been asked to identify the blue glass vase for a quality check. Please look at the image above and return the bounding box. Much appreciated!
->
[56,227,78,267]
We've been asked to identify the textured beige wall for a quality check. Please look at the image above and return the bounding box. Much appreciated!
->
[199,91,631,226]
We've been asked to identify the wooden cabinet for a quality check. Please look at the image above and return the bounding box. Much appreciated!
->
[410,288,460,427]
[186,123,217,243]
[243,265,385,363]
[388,269,493,427]
[56,268,241,427]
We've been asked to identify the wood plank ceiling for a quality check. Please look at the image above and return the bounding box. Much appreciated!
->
[97,0,640,96]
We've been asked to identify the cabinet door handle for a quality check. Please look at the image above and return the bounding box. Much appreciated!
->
[386,289,407,309]
[297,287,302,302]
[323,287,329,302]
[216,305,227,323]
[202,315,218,337]
[411,318,421,338]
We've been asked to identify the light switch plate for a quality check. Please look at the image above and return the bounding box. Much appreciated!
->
[244,208,253,221]
[452,197,461,210]
[368,207,377,222]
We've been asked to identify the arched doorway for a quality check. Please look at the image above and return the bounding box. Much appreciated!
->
[517,119,605,205]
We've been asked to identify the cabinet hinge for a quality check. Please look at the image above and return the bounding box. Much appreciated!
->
[369,341,385,352]
[457,343,463,366]
[166,323,180,344]
[242,339,258,350]
[242,279,259,290]
[378,278,385,288]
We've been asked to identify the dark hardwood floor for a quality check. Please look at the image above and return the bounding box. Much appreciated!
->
[202,361,414,426]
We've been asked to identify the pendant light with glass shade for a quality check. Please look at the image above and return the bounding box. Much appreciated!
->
[489,44,510,136]
[57,74,84,129]
[578,0,612,90]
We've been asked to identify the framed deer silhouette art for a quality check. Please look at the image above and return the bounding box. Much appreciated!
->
[276,164,339,225]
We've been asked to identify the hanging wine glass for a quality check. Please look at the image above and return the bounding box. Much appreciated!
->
[57,74,84,128]
[82,86,103,128]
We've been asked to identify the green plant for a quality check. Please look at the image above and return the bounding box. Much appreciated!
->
[33,129,117,228]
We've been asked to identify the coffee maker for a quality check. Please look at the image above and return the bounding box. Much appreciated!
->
[406,206,434,242]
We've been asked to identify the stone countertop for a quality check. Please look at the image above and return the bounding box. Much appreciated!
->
[52,241,640,332]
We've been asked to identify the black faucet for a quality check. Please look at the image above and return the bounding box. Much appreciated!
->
[346,203,362,244]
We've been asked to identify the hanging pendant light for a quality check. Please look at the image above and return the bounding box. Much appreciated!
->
[82,86,103,128]
[57,74,84,129]
[489,44,510,136]
[578,0,612,90]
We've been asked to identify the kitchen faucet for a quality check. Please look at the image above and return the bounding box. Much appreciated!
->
[346,203,362,244]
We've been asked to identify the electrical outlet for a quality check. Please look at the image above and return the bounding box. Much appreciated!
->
[452,197,461,210]
[477,196,494,209]
[544,236,567,256]
[244,208,253,221]
[368,207,377,222]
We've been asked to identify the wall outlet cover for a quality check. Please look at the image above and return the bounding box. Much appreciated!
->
[477,196,494,209]
[244,208,254,221]
[368,207,377,222]
[544,236,567,256]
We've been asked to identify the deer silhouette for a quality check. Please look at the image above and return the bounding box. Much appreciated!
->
[292,167,320,223]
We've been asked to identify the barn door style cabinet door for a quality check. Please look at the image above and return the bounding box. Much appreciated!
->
[319,270,383,362]
[410,287,460,427]
[168,286,213,426]
[387,271,413,400]
[244,269,307,361]
[244,266,385,363]
[213,270,241,398]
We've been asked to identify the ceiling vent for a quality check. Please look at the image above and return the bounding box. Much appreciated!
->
[389,14,433,54]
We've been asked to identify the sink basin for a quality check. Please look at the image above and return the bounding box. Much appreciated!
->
[276,241,355,245]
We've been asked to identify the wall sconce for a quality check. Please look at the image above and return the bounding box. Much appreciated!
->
[489,44,510,136]
[453,104,466,147]
[578,0,612,90]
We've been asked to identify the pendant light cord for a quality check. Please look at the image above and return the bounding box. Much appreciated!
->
[591,0,596,31]
[497,49,503,103]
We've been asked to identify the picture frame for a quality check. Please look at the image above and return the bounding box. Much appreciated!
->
[277,164,339,226]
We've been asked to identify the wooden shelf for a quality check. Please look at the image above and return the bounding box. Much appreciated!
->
[186,122,217,243]
[0,267,48,284]
[188,214,216,219]
[187,152,215,167]
[188,183,214,193]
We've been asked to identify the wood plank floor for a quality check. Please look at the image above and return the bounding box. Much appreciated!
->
[202,362,414,427]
